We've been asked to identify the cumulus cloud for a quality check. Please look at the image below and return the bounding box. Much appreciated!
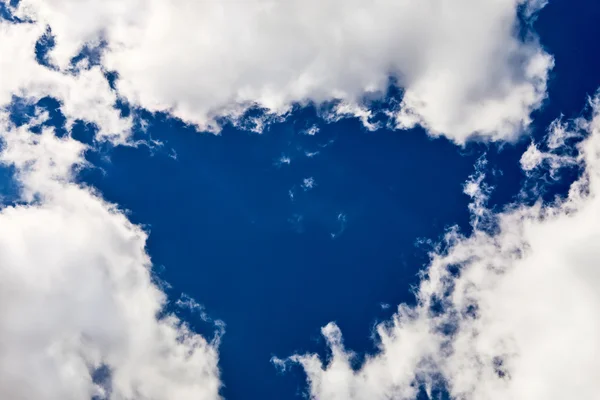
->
[0,112,221,399]
[277,92,600,399]
[14,0,552,142]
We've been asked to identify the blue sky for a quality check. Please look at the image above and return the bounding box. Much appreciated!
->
[1,1,600,399]
[82,111,479,399]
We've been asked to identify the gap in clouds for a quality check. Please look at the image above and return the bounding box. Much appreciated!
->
[0,0,23,23]
[74,104,532,400]
[532,0,600,125]
[34,25,109,72]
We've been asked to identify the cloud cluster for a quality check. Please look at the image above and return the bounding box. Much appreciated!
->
[0,112,222,399]
[14,0,552,142]
[0,20,130,141]
[279,94,600,399]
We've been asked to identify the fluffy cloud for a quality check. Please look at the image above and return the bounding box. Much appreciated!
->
[0,112,222,399]
[14,0,552,142]
[278,93,600,399]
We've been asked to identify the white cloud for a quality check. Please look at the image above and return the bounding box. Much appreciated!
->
[15,0,552,142]
[302,177,316,191]
[303,125,320,136]
[277,92,600,399]
[0,20,131,142]
[0,112,222,399]
[520,118,581,182]
[276,155,292,166]
[330,212,347,239]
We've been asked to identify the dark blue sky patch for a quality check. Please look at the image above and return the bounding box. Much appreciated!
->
[0,0,24,23]
[71,120,99,146]
[0,162,20,207]
[5,96,66,135]
[6,96,38,128]
[533,0,600,124]
[78,108,495,399]
[104,71,119,91]
[34,27,57,69]
[90,364,112,400]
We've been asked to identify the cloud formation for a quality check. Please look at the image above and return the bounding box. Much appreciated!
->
[0,2,588,399]
[0,20,130,141]
[0,111,222,399]
[13,0,552,142]
[279,93,600,399]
